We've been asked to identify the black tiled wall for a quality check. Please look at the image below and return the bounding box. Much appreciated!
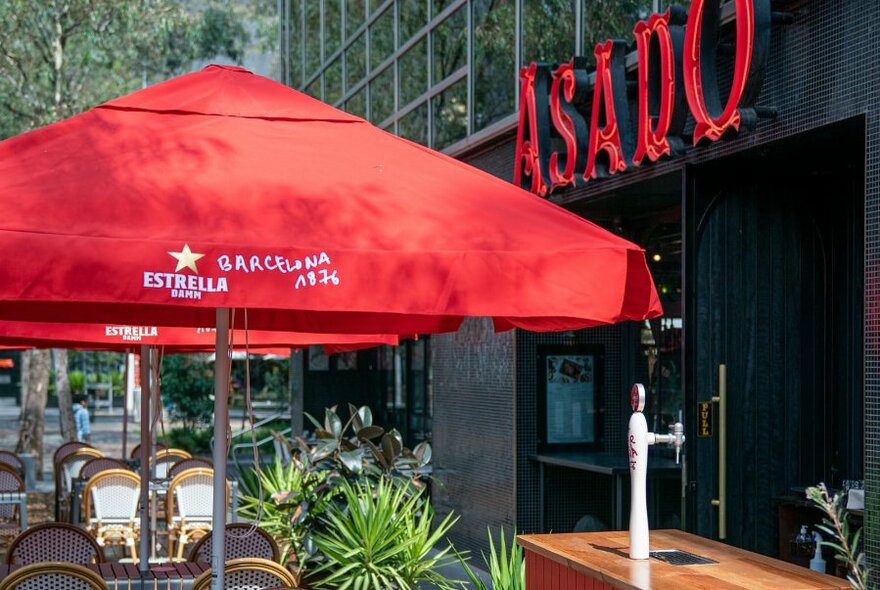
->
[431,319,516,557]
[457,0,880,573]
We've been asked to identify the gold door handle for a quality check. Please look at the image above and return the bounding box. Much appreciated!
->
[710,364,726,540]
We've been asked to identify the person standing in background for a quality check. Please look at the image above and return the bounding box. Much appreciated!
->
[73,393,91,443]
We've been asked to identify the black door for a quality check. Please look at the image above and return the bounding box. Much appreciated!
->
[684,129,863,554]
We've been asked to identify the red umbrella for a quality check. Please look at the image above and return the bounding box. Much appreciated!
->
[0,65,661,583]
[0,320,397,351]
[0,65,659,333]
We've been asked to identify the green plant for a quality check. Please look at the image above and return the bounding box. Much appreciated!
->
[160,354,214,430]
[457,528,525,590]
[68,371,85,395]
[237,456,337,573]
[309,478,461,590]
[237,404,438,582]
[300,404,432,488]
[806,483,871,590]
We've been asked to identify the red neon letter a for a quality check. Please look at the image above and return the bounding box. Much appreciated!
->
[514,63,552,196]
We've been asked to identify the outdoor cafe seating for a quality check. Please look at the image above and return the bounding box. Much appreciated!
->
[152,449,192,481]
[59,448,103,522]
[129,443,167,460]
[186,524,279,563]
[53,442,94,520]
[0,454,23,480]
[0,562,109,590]
[5,522,104,565]
[167,459,212,480]
[167,468,227,560]
[190,558,298,590]
[0,465,24,535]
[82,470,141,561]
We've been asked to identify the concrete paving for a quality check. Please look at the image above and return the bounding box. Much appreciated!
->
[0,400,139,491]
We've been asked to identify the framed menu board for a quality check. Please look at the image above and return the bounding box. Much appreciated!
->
[537,345,604,450]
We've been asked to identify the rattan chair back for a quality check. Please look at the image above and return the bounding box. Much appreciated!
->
[53,442,93,520]
[0,562,109,590]
[0,463,24,521]
[60,449,104,495]
[82,469,140,525]
[167,458,212,480]
[166,468,222,525]
[53,442,93,470]
[0,451,24,475]
[151,449,192,480]
[78,458,130,482]
[191,558,296,590]
[129,442,167,461]
[187,523,280,563]
[6,523,105,565]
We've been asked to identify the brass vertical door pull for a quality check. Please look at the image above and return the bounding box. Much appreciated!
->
[710,364,727,540]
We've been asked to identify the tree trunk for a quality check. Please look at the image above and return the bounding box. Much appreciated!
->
[54,349,75,441]
[16,349,50,478]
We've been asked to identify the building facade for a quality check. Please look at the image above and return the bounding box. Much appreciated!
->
[283,0,878,575]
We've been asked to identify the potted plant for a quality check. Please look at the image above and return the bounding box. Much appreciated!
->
[237,404,439,587]
[806,483,870,589]
[308,477,461,589]
[457,527,525,590]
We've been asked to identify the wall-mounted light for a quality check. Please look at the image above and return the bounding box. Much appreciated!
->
[652,253,662,262]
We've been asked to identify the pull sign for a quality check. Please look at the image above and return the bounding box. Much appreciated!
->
[698,402,713,437]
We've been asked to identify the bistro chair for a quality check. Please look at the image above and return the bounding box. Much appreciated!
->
[166,467,227,560]
[191,558,297,590]
[0,451,24,478]
[187,523,280,563]
[151,448,192,480]
[79,457,130,482]
[53,441,93,520]
[6,522,105,565]
[74,458,132,523]
[0,562,109,590]
[0,464,24,534]
[129,441,168,461]
[82,469,141,561]
[53,442,93,469]
[167,457,212,480]
[59,448,104,522]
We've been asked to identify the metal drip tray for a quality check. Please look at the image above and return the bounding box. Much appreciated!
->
[650,549,718,566]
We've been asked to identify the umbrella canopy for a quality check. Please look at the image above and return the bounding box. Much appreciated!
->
[0,65,661,334]
[0,65,661,585]
[0,320,397,352]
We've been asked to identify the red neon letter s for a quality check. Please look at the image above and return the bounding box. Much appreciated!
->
[633,12,676,165]
[549,60,589,192]
[683,0,755,145]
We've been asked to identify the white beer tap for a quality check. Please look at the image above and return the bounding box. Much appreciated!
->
[628,383,685,560]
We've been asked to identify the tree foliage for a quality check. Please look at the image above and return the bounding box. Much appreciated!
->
[0,0,251,139]
[160,354,215,431]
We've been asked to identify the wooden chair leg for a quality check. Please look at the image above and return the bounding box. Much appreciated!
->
[176,531,188,561]
[127,531,138,561]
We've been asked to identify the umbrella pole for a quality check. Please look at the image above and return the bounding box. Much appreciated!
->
[122,350,129,459]
[139,345,151,573]
[211,309,230,590]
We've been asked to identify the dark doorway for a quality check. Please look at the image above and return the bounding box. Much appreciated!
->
[684,118,864,555]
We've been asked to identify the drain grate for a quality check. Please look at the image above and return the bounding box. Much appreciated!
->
[649,550,718,566]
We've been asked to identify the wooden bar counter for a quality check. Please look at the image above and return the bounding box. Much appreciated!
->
[517,529,849,589]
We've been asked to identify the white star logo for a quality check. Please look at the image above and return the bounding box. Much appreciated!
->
[168,244,205,274]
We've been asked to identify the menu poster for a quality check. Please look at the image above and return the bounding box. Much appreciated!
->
[545,354,595,444]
